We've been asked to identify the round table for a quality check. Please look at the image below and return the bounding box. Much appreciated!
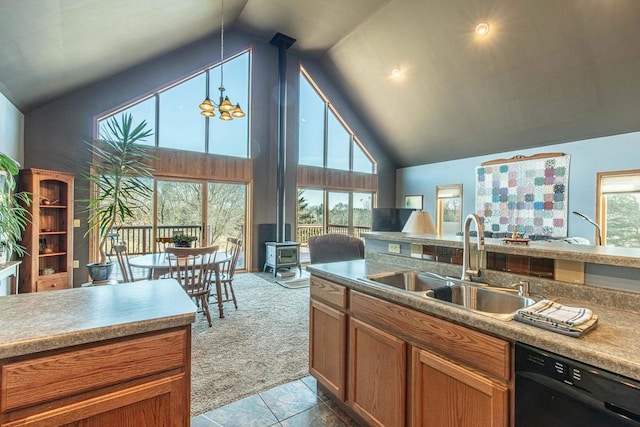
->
[129,251,232,318]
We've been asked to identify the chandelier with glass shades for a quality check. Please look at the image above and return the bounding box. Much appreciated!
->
[198,0,245,120]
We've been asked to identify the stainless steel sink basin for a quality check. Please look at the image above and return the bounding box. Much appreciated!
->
[359,270,540,321]
[428,284,538,320]
[362,271,456,292]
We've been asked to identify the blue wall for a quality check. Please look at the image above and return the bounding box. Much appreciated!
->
[396,131,640,243]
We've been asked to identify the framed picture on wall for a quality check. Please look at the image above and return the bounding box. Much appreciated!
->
[404,195,423,209]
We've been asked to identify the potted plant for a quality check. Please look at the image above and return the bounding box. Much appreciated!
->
[84,113,155,282]
[172,234,198,248]
[0,153,31,262]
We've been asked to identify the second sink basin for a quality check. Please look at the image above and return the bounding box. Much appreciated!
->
[429,284,538,320]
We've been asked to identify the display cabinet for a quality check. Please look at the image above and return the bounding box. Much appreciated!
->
[18,168,74,292]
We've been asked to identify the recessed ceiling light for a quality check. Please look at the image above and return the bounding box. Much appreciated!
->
[475,22,490,37]
[391,68,402,78]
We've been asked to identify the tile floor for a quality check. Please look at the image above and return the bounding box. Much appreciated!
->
[191,376,360,427]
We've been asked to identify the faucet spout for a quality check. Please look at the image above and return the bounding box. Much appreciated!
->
[461,214,485,281]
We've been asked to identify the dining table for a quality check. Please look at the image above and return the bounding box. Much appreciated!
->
[129,250,233,318]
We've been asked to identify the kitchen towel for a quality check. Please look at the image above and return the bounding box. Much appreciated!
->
[514,299,598,337]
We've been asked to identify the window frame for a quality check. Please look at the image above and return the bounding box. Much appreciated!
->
[596,169,640,247]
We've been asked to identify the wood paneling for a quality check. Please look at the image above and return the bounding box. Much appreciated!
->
[147,148,253,183]
[297,166,377,192]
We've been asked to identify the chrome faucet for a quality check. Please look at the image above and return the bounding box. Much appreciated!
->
[461,214,485,281]
[510,280,531,297]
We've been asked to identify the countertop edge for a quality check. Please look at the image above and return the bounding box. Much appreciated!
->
[0,313,196,359]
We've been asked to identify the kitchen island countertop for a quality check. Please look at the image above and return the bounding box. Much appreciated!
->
[0,279,196,359]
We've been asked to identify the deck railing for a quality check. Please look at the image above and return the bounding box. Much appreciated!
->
[109,225,202,256]
[109,223,370,256]
[296,224,371,244]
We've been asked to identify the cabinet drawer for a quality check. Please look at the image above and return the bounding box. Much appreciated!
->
[36,275,69,292]
[351,291,510,381]
[310,277,348,309]
[1,329,187,412]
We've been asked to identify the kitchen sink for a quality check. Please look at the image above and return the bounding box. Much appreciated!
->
[362,271,456,292]
[429,284,538,320]
[360,270,540,321]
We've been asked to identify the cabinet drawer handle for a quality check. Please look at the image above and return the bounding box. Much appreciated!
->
[51,283,57,287]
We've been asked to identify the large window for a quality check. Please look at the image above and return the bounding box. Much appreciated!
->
[98,50,250,158]
[297,188,373,244]
[597,170,640,247]
[298,67,375,173]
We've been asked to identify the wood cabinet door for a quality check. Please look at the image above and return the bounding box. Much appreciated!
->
[349,317,406,427]
[410,346,508,427]
[309,299,347,400]
[1,374,188,427]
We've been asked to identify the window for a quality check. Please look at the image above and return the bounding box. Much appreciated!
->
[298,67,375,173]
[297,188,373,244]
[436,184,463,235]
[597,170,640,247]
[98,50,251,158]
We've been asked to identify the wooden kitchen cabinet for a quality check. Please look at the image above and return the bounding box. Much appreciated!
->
[309,277,348,401]
[309,274,512,427]
[0,326,191,426]
[18,168,74,293]
[410,346,508,427]
[309,299,347,400]
[349,317,406,427]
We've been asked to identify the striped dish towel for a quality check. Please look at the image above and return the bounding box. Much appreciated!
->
[516,299,593,331]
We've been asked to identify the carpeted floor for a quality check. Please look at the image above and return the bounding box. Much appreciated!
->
[190,272,310,416]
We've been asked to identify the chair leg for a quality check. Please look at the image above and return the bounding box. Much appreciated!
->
[229,282,238,309]
[200,295,212,327]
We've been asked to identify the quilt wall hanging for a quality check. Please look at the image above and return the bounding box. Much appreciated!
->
[475,152,570,238]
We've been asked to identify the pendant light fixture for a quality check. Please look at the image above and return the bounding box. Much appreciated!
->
[199,0,245,120]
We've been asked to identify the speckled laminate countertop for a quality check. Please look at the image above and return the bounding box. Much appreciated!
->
[364,231,640,268]
[0,279,197,359]
[307,259,640,382]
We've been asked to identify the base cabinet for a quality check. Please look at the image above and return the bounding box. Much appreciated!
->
[349,318,406,427]
[309,299,347,400]
[410,347,508,427]
[0,327,190,427]
[309,274,512,427]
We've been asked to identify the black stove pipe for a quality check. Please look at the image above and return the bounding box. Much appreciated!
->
[269,33,296,243]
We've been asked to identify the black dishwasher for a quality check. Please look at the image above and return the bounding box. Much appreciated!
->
[516,343,640,426]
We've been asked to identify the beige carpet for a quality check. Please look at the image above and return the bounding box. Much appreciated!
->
[190,273,310,416]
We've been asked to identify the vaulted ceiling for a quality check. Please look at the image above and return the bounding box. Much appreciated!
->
[1,0,639,167]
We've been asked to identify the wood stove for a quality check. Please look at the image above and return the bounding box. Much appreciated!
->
[263,241,301,277]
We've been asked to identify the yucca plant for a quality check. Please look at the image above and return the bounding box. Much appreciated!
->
[0,153,31,259]
[85,113,155,270]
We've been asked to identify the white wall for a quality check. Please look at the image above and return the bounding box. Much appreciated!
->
[0,91,24,295]
[0,92,23,165]
[396,131,640,243]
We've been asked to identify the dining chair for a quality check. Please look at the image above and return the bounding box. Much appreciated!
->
[211,237,242,310]
[113,242,142,283]
[155,236,173,253]
[165,245,219,327]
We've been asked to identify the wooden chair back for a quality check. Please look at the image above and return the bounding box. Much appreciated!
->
[155,236,173,252]
[165,245,219,296]
[113,242,135,283]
